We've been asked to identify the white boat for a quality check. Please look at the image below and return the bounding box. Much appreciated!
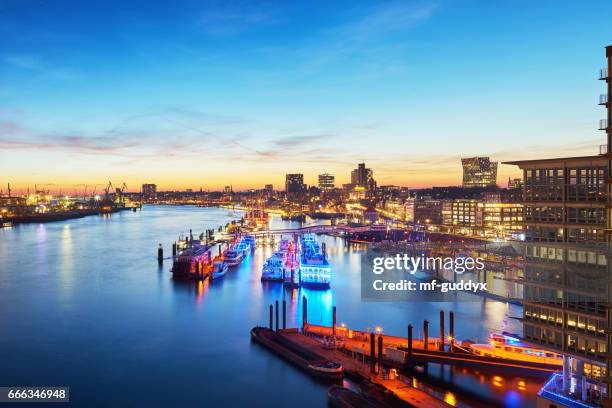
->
[469,332,563,366]
[211,261,228,279]
[224,249,244,266]
[261,252,284,281]
[235,241,251,256]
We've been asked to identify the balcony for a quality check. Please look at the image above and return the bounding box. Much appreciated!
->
[600,68,609,80]
[599,94,608,105]
[599,119,608,130]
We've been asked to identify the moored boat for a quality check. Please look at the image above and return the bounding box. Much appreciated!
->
[261,252,284,281]
[171,241,211,279]
[299,234,331,287]
[211,261,228,279]
[224,249,244,266]
[468,332,563,366]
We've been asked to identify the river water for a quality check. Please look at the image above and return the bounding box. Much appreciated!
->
[0,206,539,407]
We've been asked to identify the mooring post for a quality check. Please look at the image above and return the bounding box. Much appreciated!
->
[439,310,445,351]
[302,296,308,331]
[449,311,455,352]
[407,325,413,357]
[157,244,163,263]
[275,300,279,332]
[269,304,273,330]
[332,306,337,336]
[282,300,286,330]
[377,335,383,375]
[369,333,376,374]
[172,242,177,257]
[423,320,429,350]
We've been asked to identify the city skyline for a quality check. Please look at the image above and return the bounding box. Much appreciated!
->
[2,1,612,192]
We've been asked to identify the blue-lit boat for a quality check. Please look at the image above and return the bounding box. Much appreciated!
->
[235,240,251,256]
[299,234,331,287]
[211,261,228,279]
[261,251,284,281]
[224,249,244,266]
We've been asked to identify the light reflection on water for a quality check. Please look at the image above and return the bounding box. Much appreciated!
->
[0,206,539,407]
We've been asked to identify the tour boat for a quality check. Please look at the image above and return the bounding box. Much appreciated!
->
[261,252,285,281]
[171,241,211,279]
[235,239,251,256]
[469,332,563,366]
[224,249,244,266]
[299,234,332,287]
[211,261,228,279]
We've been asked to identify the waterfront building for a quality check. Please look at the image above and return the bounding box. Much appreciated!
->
[503,45,612,408]
[462,157,498,188]
[264,184,273,192]
[318,173,335,191]
[142,184,157,200]
[350,163,376,191]
[224,185,233,193]
[508,177,523,191]
[414,199,443,225]
[285,174,306,193]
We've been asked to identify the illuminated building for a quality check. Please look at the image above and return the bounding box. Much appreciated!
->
[508,177,523,191]
[318,173,335,190]
[285,174,306,193]
[461,157,498,188]
[350,163,376,191]
[414,199,443,225]
[264,184,273,192]
[142,184,157,200]
[503,45,612,408]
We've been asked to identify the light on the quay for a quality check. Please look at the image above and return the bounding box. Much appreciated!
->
[375,326,382,333]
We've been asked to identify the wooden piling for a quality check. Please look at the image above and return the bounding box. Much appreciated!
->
[449,311,455,352]
[407,325,413,357]
[332,306,337,336]
[439,310,445,351]
[275,300,279,332]
[269,305,273,330]
[157,244,163,263]
[282,300,286,330]
[302,296,308,330]
[423,320,429,350]
[369,333,376,374]
[377,335,383,375]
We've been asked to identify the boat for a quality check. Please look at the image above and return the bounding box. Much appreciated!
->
[211,261,228,279]
[234,237,252,256]
[468,332,563,366]
[261,251,285,281]
[243,235,256,250]
[171,241,211,279]
[250,327,343,380]
[224,249,244,266]
[299,234,332,287]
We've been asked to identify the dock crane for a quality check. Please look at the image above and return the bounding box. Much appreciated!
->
[104,181,113,201]
[119,183,128,205]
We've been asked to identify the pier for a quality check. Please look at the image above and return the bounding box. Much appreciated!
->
[254,299,561,407]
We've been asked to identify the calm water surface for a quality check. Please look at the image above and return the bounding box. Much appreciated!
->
[0,206,538,407]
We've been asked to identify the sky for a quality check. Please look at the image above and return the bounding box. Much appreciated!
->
[1,0,611,193]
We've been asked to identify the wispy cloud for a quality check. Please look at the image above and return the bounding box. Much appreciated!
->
[2,54,81,80]
[198,6,280,36]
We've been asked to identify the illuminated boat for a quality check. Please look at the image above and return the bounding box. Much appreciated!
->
[224,249,244,266]
[469,332,563,366]
[171,241,211,279]
[235,239,251,256]
[243,235,256,250]
[261,252,284,281]
[299,234,331,287]
[211,261,228,279]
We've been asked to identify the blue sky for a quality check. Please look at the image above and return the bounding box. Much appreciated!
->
[1,0,611,192]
